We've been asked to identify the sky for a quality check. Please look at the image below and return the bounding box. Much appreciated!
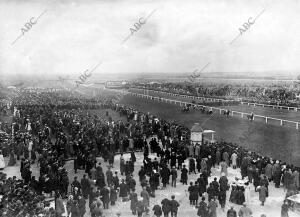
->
[0,0,300,83]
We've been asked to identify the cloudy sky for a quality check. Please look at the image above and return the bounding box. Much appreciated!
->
[0,0,300,82]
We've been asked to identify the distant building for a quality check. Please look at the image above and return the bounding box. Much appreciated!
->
[105,81,129,89]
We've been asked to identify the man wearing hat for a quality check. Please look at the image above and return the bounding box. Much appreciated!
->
[227,206,237,217]
[170,195,180,217]
[197,196,208,217]
[181,165,188,185]
[141,186,150,207]
[129,188,138,214]
[136,196,146,217]
[273,161,281,188]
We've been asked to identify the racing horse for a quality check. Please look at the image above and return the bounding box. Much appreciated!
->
[247,112,254,121]
[223,109,230,117]
[181,105,190,113]
[206,108,213,115]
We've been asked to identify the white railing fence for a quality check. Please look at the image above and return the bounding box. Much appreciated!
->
[131,88,299,112]
[128,91,300,130]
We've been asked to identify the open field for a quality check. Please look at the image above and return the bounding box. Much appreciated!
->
[129,88,300,123]
[120,94,300,166]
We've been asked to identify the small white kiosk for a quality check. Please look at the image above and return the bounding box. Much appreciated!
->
[190,123,216,145]
[190,123,203,145]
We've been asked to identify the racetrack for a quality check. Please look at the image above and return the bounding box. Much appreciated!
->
[120,94,300,166]
[129,88,300,123]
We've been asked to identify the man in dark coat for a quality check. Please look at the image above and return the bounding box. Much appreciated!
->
[112,171,119,189]
[120,155,125,175]
[171,167,177,187]
[101,186,110,209]
[258,185,268,206]
[197,174,207,197]
[153,203,163,217]
[207,183,214,202]
[108,152,114,168]
[169,195,180,217]
[253,168,260,191]
[161,166,170,188]
[141,186,150,207]
[106,167,113,187]
[197,197,208,217]
[181,165,188,185]
[138,166,147,183]
[119,179,128,200]
[110,186,118,205]
[153,158,159,171]
[96,172,106,188]
[129,159,135,174]
[150,173,157,197]
[74,155,79,174]
[161,198,171,217]
[219,174,228,192]
[227,206,237,217]
[130,189,138,215]
[136,199,145,217]
[81,174,91,199]
[281,200,289,217]
[78,195,86,217]
[131,151,136,162]
[188,182,199,206]
[125,161,131,176]
[273,163,282,188]
[127,175,136,192]
[60,169,69,198]
[211,177,220,198]
[153,170,160,190]
[170,153,177,168]
[218,190,227,209]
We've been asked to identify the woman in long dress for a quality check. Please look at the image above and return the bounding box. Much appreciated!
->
[244,182,251,205]
[0,150,5,170]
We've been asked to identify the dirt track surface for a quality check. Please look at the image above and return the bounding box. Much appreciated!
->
[120,94,300,166]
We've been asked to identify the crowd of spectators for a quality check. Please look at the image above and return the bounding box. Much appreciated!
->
[131,82,300,107]
[0,88,299,217]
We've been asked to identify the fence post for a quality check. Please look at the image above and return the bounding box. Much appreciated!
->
[220,109,222,114]
[280,120,283,126]
[296,122,299,130]
[231,111,234,116]
[241,113,243,118]
[265,117,268,123]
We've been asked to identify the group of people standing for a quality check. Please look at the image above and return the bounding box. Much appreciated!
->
[0,88,299,217]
